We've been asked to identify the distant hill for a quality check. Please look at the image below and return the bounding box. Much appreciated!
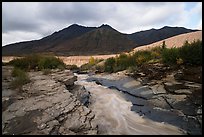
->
[127,26,199,46]
[2,24,199,56]
[2,24,97,56]
[38,24,97,50]
[132,31,202,52]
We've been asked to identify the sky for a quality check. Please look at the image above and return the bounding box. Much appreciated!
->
[2,2,202,46]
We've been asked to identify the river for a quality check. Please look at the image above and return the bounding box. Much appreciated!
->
[74,73,185,135]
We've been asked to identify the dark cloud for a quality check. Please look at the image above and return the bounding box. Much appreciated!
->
[2,2,41,33]
[38,3,111,24]
[2,18,40,33]
[2,2,202,46]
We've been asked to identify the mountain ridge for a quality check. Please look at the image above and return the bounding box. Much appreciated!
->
[127,26,199,46]
[2,24,200,56]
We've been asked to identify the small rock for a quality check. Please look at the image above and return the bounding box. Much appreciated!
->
[47,120,59,128]
[184,82,201,88]
[197,109,202,115]
[38,123,47,130]
[150,84,166,95]
[63,76,77,87]
[174,89,192,94]
[138,72,146,77]
[164,82,173,86]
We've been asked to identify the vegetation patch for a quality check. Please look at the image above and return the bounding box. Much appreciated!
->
[80,57,103,71]
[104,57,116,73]
[8,54,66,71]
[66,65,79,70]
[179,40,202,65]
[38,56,66,70]
[161,47,179,65]
[10,67,30,89]
[102,40,202,73]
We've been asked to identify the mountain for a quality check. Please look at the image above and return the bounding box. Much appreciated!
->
[46,26,136,55]
[2,24,97,56]
[127,26,199,46]
[2,24,199,56]
[2,24,136,56]
[39,24,96,48]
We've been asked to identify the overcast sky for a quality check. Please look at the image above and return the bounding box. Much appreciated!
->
[2,2,202,46]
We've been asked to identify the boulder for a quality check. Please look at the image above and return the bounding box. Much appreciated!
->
[50,70,77,88]
[63,76,77,87]
[70,85,90,107]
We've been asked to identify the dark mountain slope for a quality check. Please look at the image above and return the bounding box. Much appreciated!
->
[47,26,136,55]
[2,24,96,56]
[2,24,199,56]
[128,26,199,46]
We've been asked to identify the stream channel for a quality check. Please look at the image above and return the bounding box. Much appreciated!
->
[74,73,186,135]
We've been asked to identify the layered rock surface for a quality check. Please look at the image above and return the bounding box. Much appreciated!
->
[87,64,202,135]
[2,67,97,135]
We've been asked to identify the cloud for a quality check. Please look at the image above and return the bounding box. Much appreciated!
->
[2,2,202,46]
[2,2,41,33]
[2,31,43,46]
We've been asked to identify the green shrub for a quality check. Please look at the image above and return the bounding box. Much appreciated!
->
[161,47,179,65]
[12,67,24,77]
[150,46,163,59]
[115,53,129,71]
[98,59,104,62]
[134,50,153,65]
[8,54,66,71]
[103,40,202,73]
[95,64,105,73]
[66,65,79,70]
[179,40,202,65]
[104,50,156,73]
[8,54,41,71]
[38,56,65,70]
[104,57,116,73]
[9,58,29,70]
[10,67,30,89]
[161,40,202,65]
[89,56,95,65]
[80,57,103,71]
[80,63,92,71]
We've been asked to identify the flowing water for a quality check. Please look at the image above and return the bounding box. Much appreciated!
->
[74,73,185,135]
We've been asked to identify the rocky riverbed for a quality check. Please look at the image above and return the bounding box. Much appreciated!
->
[85,63,202,135]
[2,66,97,135]
[75,73,184,135]
[2,64,202,135]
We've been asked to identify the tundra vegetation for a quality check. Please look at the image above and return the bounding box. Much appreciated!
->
[80,57,103,71]
[7,54,66,89]
[102,40,202,73]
